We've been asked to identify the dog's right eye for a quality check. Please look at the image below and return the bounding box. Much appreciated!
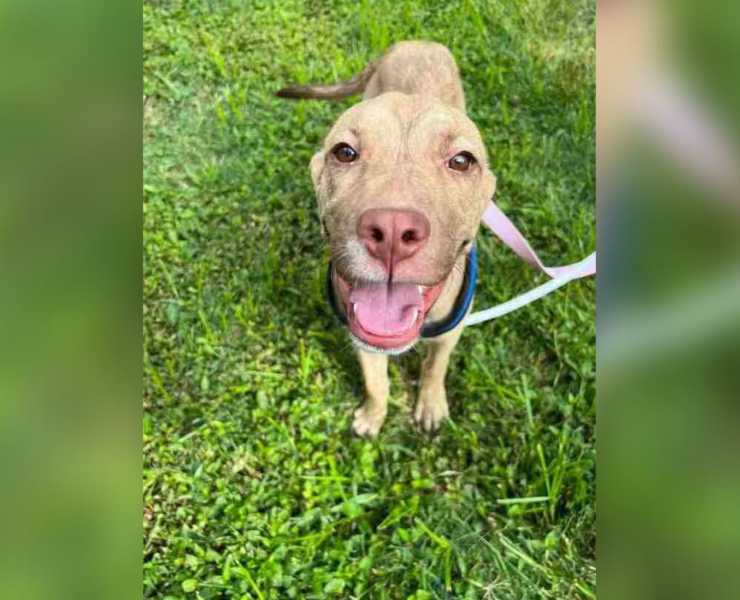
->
[448,151,476,172]
[331,143,358,163]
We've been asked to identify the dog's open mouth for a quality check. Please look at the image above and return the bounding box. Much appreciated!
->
[333,270,448,350]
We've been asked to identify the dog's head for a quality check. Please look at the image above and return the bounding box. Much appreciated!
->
[310,92,496,352]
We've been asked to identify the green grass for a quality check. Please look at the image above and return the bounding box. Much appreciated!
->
[143,1,595,598]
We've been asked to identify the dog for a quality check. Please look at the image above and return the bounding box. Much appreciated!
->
[277,41,496,436]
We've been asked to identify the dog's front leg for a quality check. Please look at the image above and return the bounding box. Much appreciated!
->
[352,349,389,437]
[414,326,463,432]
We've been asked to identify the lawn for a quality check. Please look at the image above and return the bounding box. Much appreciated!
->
[143,1,595,598]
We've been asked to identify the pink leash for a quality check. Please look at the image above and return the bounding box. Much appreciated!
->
[464,200,596,326]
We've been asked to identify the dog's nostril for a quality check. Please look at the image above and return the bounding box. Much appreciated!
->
[401,230,417,243]
[371,227,384,242]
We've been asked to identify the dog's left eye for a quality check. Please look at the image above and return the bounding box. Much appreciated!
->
[448,151,476,172]
[331,143,358,163]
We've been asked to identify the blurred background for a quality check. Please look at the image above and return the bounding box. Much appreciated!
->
[598,0,740,599]
[0,0,141,598]
[0,0,737,598]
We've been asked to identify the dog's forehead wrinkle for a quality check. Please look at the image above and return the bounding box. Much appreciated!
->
[329,93,487,163]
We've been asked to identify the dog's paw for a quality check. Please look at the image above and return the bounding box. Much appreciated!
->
[413,388,449,432]
[352,406,387,438]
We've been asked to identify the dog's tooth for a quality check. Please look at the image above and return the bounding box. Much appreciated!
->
[417,285,424,295]
[411,308,419,321]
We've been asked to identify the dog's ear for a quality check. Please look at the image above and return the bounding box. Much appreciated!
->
[310,150,330,225]
[309,150,324,190]
[482,169,497,206]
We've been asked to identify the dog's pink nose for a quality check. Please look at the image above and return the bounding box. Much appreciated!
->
[357,209,430,271]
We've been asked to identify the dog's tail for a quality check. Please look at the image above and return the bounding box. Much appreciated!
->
[276,61,377,101]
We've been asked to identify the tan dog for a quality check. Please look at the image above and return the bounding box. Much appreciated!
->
[278,41,496,436]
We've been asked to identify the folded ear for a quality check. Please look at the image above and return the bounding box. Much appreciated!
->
[482,169,497,208]
[310,150,324,189]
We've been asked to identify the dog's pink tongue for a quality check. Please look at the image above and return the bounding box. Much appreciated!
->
[350,282,423,336]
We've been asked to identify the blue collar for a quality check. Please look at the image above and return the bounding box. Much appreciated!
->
[326,245,478,339]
